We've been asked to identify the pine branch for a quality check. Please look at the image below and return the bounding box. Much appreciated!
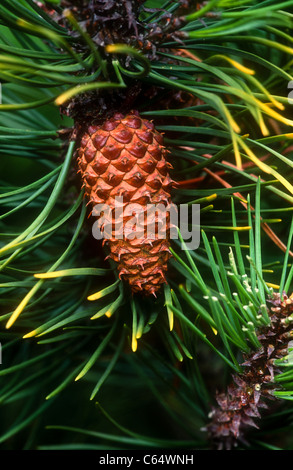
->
[0,0,293,450]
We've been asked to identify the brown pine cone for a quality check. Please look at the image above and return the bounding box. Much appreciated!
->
[76,111,175,296]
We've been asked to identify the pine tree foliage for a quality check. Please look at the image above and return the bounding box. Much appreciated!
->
[0,0,293,450]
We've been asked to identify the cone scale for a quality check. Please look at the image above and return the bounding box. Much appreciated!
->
[77,111,174,296]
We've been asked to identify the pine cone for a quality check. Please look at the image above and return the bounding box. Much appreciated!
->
[204,292,293,449]
[76,111,174,296]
